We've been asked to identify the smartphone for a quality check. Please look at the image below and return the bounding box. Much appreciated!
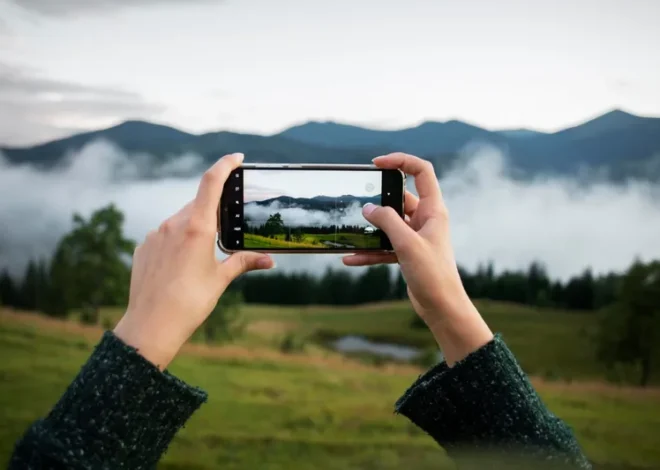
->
[217,164,405,253]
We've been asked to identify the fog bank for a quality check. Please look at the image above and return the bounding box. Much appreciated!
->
[1,140,659,280]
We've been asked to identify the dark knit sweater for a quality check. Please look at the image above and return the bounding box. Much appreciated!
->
[9,332,591,469]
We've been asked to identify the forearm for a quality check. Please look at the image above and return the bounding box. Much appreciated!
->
[9,332,207,469]
[396,335,591,469]
[422,290,494,366]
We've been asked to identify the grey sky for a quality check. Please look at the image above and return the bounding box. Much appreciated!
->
[8,0,220,16]
[244,170,381,202]
[1,0,659,146]
[0,62,164,145]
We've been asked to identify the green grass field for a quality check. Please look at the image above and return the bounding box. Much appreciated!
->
[241,300,619,381]
[1,308,659,469]
[244,234,320,249]
[85,300,660,384]
[244,233,380,250]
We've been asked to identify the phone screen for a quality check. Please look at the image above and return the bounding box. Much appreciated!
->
[220,167,404,252]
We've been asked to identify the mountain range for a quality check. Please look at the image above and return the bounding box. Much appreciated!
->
[247,195,381,212]
[2,109,659,181]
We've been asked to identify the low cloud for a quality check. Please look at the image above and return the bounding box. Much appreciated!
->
[244,201,370,229]
[10,0,221,17]
[1,141,660,281]
[442,146,660,278]
[0,62,165,146]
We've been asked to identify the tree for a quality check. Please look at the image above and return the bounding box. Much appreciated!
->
[563,269,595,310]
[353,265,391,304]
[203,290,245,344]
[317,268,355,305]
[50,204,135,324]
[0,269,18,307]
[596,260,660,386]
[19,259,51,311]
[526,261,550,305]
[263,213,285,237]
[393,269,407,299]
[292,228,304,243]
[35,259,51,313]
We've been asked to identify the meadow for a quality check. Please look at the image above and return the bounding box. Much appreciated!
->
[244,232,380,249]
[244,233,319,249]
[1,302,660,469]
[240,301,601,380]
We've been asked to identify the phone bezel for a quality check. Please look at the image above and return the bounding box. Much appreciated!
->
[217,163,406,254]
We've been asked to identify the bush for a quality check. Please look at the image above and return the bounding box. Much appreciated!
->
[79,308,97,325]
[409,315,426,329]
[413,347,441,368]
[203,291,245,344]
[279,333,306,354]
[102,317,114,330]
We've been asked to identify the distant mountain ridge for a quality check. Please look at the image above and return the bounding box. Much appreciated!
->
[2,109,660,181]
[247,194,381,211]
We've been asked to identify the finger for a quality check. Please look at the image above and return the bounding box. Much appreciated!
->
[404,190,418,216]
[218,252,274,284]
[373,153,441,200]
[362,204,419,254]
[342,253,398,266]
[194,153,244,221]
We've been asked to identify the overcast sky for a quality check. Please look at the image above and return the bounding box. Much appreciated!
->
[1,0,659,146]
[244,169,381,201]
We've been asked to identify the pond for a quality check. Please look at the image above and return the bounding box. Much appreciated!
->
[331,335,443,363]
[322,241,355,248]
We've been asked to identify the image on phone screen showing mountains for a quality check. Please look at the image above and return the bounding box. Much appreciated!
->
[243,194,383,249]
[242,169,384,249]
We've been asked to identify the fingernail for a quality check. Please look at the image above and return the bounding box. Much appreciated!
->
[234,153,244,162]
[372,156,385,162]
[362,203,377,216]
[257,257,274,270]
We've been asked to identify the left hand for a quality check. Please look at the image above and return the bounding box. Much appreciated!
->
[114,153,274,369]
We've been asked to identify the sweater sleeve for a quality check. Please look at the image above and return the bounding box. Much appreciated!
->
[9,331,207,470]
[395,335,592,470]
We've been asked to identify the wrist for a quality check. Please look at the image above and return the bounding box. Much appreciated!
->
[420,290,494,367]
[113,314,184,370]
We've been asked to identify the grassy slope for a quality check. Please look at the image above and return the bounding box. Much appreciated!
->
[2,310,660,469]
[93,300,658,383]
[242,300,608,380]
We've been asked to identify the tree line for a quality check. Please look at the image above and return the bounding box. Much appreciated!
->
[230,261,616,311]
[0,207,641,314]
[0,204,658,385]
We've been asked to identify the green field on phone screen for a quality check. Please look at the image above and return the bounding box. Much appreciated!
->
[244,233,381,249]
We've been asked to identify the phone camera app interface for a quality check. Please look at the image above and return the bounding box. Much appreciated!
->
[241,169,384,250]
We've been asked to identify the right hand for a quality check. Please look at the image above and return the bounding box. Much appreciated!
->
[343,152,493,365]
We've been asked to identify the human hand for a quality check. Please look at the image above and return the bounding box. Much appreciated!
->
[114,153,274,370]
[343,153,493,365]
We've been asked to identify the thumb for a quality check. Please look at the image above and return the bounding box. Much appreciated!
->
[219,252,275,283]
[362,203,417,252]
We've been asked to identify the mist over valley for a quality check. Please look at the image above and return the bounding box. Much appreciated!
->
[2,125,660,280]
